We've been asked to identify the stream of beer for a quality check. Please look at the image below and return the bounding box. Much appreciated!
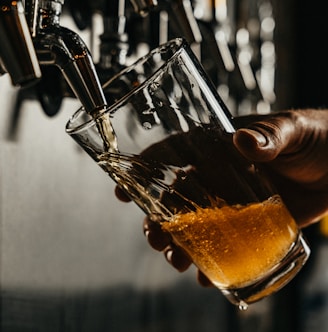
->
[94,109,119,153]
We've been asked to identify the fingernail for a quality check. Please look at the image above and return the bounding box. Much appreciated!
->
[247,129,267,147]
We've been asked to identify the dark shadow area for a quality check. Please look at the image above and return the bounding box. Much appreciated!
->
[1,280,229,332]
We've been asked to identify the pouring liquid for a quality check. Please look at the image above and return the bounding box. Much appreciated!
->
[92,108,119,153]
[95,126,300,304]
[97,148,299,293]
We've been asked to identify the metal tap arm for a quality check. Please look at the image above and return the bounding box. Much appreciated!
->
[0,0,41,86]
[32,0,106,114]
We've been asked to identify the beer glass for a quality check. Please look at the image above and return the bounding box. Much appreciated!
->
[66,38,310,308]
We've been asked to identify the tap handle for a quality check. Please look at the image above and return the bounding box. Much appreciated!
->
[24,0,39,36]
[164,0,202,44]
[0,0,41,86]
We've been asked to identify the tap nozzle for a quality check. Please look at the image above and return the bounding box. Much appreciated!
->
[0,0,41,86]
[33,0,107,114]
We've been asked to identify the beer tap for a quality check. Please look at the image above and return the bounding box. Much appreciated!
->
[159,0,202,46]
[0,0,41,87]
[1,0,275,119]
[31,0,106,114]
[191,0,240,112]
[98,0,129,73]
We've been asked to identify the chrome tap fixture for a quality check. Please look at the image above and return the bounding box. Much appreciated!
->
[1,0,276,117]
[98,0,129,71]
[32,0,107,114]
[0,0,41,86]
[160,0,202,45]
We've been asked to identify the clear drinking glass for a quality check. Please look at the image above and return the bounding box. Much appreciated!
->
[66,38,310,308]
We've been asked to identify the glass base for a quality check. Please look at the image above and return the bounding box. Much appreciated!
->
[221,233,310,307]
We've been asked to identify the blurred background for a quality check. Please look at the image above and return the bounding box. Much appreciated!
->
[1,0,328,331]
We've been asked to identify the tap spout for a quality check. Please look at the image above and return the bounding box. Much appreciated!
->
[0,0,41,86]
[33,0,107,114]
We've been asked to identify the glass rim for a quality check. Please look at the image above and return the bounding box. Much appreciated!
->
[66,37,187,135]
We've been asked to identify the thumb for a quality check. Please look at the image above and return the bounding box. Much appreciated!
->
[232,115,296,162]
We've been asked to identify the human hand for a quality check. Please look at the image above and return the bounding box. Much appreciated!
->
[115,184,212,286]
[115,109,328,285]
[233,109,328,228]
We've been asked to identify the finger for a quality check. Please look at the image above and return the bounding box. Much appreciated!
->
[233,112,296,162]
[143,218,192,271]
[143,218,172,251]
[114,186,132,202]
[164,243,192,272]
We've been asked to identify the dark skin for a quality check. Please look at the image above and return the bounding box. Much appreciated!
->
[115,109,328,287]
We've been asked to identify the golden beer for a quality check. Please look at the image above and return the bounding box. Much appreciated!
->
[162,195,299,289]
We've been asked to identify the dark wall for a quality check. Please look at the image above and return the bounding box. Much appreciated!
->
[295,1,328,108]
[274,0,328,109]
